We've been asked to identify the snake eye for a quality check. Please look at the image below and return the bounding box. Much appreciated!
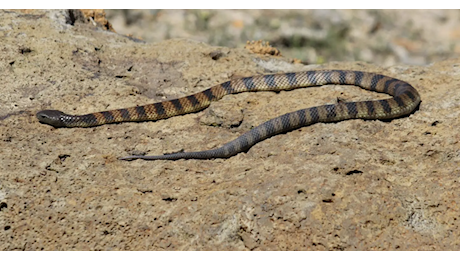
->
[37,113,48,120]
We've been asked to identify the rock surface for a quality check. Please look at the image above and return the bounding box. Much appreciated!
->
[0,10,459,250]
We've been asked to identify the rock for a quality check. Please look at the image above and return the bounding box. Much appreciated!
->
[0,9,459,250]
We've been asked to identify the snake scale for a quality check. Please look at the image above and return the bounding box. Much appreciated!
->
[36,70,421,161]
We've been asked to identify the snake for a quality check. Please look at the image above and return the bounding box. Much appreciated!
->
[36,70,421,161]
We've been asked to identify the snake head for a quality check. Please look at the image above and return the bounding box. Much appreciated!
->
[36,110,69,128]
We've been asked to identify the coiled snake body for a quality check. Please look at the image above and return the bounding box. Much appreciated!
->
[36,70,421,160]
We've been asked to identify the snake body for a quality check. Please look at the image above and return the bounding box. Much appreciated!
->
[36,70,421,160]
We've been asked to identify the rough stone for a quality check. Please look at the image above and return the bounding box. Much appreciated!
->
[0,10,459,250]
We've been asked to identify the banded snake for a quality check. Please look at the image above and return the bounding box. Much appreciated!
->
[36,70,421,160]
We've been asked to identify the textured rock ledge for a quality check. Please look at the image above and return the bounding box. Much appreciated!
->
[0,10,459,250]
